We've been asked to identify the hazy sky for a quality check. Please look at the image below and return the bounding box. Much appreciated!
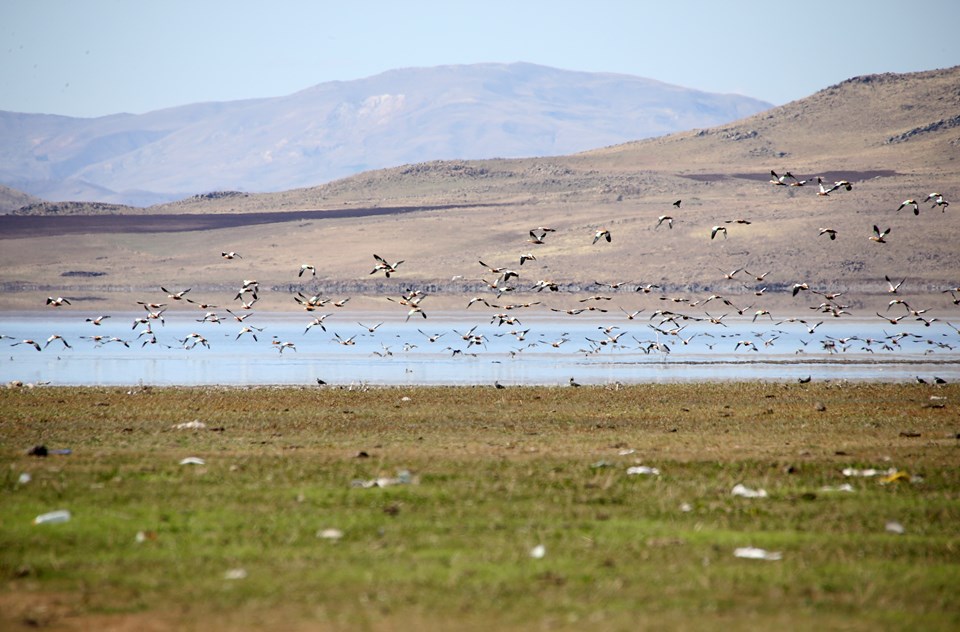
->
[2,0,958,118]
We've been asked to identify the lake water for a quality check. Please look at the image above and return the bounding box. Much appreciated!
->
[2,312,958,386]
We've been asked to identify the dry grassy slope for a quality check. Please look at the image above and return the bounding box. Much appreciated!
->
[578,66,960,173]
[0,185,40,213]
[2,66,960,312]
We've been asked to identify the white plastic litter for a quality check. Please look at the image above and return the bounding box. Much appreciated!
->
[34,510,71,525]
[174,420,207,430]
[223,568,248,580]
[626,466,661,476]
[819,483,856,493]
[885,521,905,535]
[317,528,344,540]
[530,544,546,559]
[179,457,206,465]
[842,467,897,477]
[731,483,768,498]
[734,547,782,561]
[17,472,31,485]
[351,469,414,488]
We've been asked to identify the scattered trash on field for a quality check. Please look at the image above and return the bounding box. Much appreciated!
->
[33,510,71,525]
[879,470,921,484]
[317,528,344,540]
[530,544,546,559]
[173,420,206,430]
[731,483,768,498]
[885,521,905,535]
[27,445,72,457]
[223,568,248,580]
[679,502,693,513]
[135,530,158,543]
[842,467,897,478]
[179,456,206,466]
[734,547,782,561]
[17,472,31,486]
[352,469,414,488]
[626,465,661,476]
[819,483,855,493]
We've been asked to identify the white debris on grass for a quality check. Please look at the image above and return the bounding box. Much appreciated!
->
[731,483,768,498]
[224,568,248,580]
[842,467,897,477]
[734,547,782,561]
[819,483,856,493]
[173,420,207,430]
[33,509,71,525]
[179,457,206,466]
[351,469,414,488]
[317,528,344,540]
[17,472,31,485]
[885,521,906,535]
[529,544,546,559]
[626,465,660,476]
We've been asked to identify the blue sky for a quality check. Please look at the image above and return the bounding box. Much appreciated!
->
[2,0,959,118]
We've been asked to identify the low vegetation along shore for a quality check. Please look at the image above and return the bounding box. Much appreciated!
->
[2,384,959,630]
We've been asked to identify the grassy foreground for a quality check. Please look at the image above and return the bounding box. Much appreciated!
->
[1,383,959,631]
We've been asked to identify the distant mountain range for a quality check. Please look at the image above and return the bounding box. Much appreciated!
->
[0,63,771,206]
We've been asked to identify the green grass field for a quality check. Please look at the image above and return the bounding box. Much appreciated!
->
[2,383,959,631]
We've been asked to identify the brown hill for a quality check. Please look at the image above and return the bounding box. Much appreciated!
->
[1,66,958,314]
[0,184,41,213]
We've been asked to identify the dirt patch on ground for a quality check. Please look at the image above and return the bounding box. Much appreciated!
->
[680,169,899,183]
[0,203,495,240]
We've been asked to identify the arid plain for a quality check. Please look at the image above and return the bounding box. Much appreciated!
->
[1,67,959,316]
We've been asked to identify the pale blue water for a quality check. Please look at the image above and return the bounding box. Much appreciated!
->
[2,312,958,386]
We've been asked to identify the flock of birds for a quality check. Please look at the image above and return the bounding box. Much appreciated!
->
[7,169,959,384]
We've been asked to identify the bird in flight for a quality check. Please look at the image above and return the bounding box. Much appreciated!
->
[885,275,906,294]
[162,287,191,301]
[870,225,891,243]
[370,254,403,278]
[592,229,612,244]
[527,230,549,245]
[896,199,919,215]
